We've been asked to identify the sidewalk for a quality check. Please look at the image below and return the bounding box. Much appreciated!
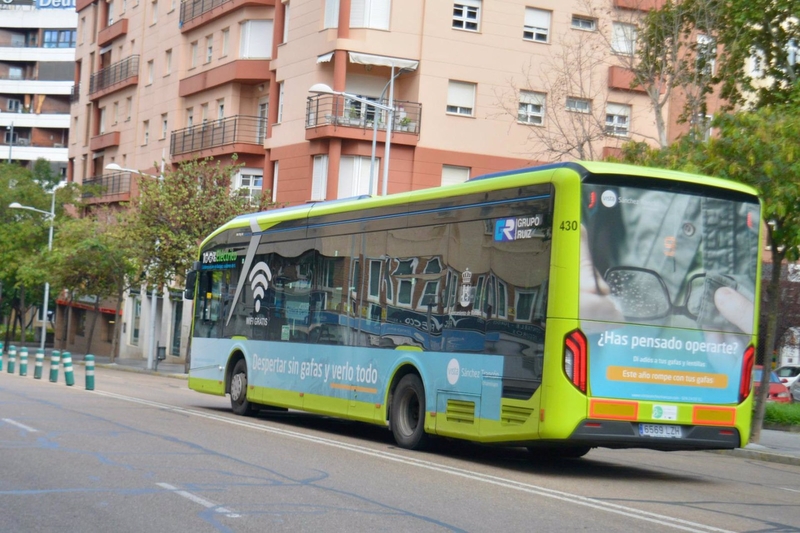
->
[70,352,188,379]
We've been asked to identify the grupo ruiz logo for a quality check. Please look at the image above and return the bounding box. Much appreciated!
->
[202,250,237,264]
[494,215,543,242]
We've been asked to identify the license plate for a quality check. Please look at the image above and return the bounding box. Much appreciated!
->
[639,423,682,438]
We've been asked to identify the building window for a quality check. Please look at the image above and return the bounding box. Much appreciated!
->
[240,20,273,59]
[147,59,154,84]
[125,96,132,121]
[571,15,596,31]
[9,67,23,80]
[446,80,476,116]
[186,108,193,128]
[272,161,279,203]
[338,155,377,197]
[142,120,150,144]
[236,169,263,205]
[107,0,114,24]
[696,34,716,76]
[311,155,328,201]
[691,113,713,142]
[324,0,339,28]
[350,0,390,30]
[441,165,470,186]
[161,113,168,139]
[612,22,636,55]
[205,35,213,63]
[43,29,77,48]
[221,28,230,57]
[453,0,480,32]
[112,101,119,124]
[523,8,551,43]
[201,103,208,122]
[282,3,290,43]
[190,41,198,68]
[518,90,545,125]
[164,49,172,75]
[131,296,141,345]
[566,97,591,113]
[277,81,284,122]
[151,0,158,23]
[605,103,631,137]
[7,99,22,113]
[217,99,225,120]
[99,107,106,134]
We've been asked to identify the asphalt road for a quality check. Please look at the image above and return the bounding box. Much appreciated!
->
[1,367,799,532]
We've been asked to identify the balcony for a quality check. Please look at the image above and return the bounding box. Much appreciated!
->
[608,66,648,93]
[90,131,121,151]
[82,172,132,203]
[179,60,271,97]
[170,115,267,160]
[305,94,421,146]
[179,0,275,32]
[89,55,139,99]
[613,0,665,10]
[98,18,129,47]
[70,83,80,103]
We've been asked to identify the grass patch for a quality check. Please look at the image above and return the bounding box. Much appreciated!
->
[764,402,800,426]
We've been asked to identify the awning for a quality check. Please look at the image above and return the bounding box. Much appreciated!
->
[317,52,334,64]
[348,52,419,71]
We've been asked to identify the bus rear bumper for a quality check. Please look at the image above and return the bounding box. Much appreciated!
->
[567,420,741,451]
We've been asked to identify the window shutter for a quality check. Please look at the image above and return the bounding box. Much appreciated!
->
[441,165,470,186]
[311,155,328,201]
[324,0,339,28]
[520,91,544,106]
[524,8,550,29]
[447,81,475,108]
[607,103,630,116]
[367,0,390,30]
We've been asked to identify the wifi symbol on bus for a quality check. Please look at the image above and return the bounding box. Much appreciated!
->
[248,261,272,313]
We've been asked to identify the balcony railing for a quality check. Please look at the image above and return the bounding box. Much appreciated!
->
[170,115,267,156]
[180,0,229,25]
[305,94,422,134]
[81,172,132,199]
[89,55,139,94]
[70,83,80,103]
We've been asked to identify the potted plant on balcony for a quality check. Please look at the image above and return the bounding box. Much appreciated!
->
[398,116,412,132]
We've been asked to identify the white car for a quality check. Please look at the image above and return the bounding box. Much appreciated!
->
[775,365,800,393]
[791,380,800,403]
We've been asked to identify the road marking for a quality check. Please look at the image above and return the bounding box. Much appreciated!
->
[156,482,239,518]
[92,390,733,533]
[2,418,38,432]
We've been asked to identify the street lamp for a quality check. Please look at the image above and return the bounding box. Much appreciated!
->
[309,83,395,196]
[6,122,13,164]
[9,181,67,351]
[105,162,162,370]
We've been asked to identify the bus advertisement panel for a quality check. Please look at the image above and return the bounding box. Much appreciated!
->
[580,180,760,406]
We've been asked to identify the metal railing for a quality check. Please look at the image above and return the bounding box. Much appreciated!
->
[180,0,230,25]
[170,115,267,156]
[89,55,139,94]
[70,83,80,103]
[305,94,422,134]
[81,172,132,199]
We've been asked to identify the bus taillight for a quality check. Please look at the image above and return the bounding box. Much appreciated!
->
[564,329,588,393]
[739,345,755,403]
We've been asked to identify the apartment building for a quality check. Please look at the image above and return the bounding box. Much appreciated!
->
[1,0,74,175]
[67,0,664,361]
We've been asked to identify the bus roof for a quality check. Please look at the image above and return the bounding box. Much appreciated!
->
[201,161,759,247]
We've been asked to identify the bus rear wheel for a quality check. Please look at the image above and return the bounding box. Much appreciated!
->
[391,374,429,450]
[230,359,258,416]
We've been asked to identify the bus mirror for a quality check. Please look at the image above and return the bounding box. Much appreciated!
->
[184,270,198,300]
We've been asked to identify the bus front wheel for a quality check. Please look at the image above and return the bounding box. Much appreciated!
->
[391,374,429,450]
[230,359,257,416]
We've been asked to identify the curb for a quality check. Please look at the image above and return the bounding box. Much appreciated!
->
[711,448,800,467]
[71,360,189,380]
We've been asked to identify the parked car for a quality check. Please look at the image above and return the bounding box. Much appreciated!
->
[775,365,800,390]
[791,380,800,403]
[753,366,792,403]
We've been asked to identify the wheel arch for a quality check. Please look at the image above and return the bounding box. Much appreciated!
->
[386,363,423,424]
[225,349,246,395]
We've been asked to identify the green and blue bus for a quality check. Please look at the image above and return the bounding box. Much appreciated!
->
[185,161,761,457]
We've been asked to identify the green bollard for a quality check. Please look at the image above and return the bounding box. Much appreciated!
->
[0,341,4,372]
[19,347,28,376]
[8,345,16,374]
[49,350,60,382]
[34,349,44,379]
[63,352,74,386]
[85,354,95,391]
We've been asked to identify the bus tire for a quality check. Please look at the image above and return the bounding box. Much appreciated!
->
[230,359,257,416]
[391,374,429,450]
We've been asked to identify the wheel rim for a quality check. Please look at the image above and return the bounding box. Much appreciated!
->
[231,372,246,403]
[397,389,420,436]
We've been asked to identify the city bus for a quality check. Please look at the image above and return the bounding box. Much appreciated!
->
[185,161,761,457]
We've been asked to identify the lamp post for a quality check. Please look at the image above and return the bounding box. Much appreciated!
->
[105,162,161,370]
[9,181,67,351]
[309,83,395,196]
[6,122,13,164]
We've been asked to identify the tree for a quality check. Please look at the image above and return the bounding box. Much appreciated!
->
[618,105,800,442]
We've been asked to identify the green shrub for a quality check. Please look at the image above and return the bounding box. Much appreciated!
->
[764,402,800,426]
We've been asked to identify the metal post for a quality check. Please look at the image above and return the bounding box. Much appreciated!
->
[0,341,4,372]
[49,350,60,382]
[85,354,95,390]
[147,286,157,370]
[34,349,44,379]
[19,347,28,376]
[8,345,16,374]
[62,351,74,386]
[40,189,56,351]
[6,122,13,163]
[381,66,395,197]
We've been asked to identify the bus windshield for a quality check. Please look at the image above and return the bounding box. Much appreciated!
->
[580,178,760,405]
